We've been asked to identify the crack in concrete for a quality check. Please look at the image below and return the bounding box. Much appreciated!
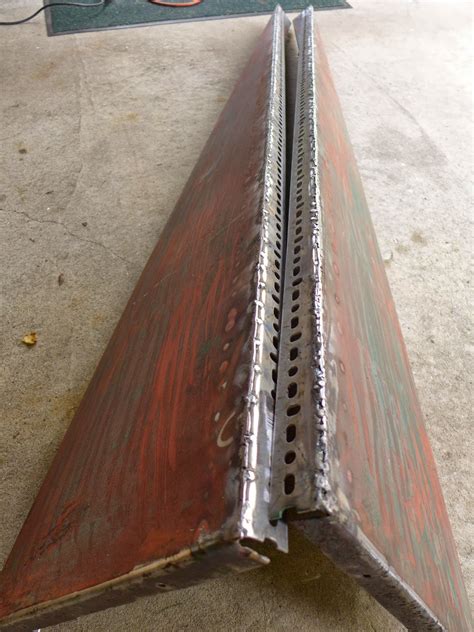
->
[0,208,132,266]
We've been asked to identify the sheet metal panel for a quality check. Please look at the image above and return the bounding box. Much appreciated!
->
[271,8,471,631]
[0,9,289,631]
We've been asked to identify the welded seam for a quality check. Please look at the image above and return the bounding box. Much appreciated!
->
[239,7,288,551]
[305,7,331,508]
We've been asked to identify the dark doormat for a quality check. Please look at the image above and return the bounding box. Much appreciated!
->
[45,0,350,36]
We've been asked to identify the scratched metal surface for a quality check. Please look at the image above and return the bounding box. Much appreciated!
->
[0,9,288,631]
[272,8,471,631]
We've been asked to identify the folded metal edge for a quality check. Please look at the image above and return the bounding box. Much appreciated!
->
[271,6,468,631]
[299,517,445,632]
[0,8,289,630]
[0,543,267,632]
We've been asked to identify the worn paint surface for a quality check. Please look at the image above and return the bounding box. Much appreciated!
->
[306,15,471,632]
[0,11,288,630]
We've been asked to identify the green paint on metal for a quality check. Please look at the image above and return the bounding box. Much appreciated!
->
[196,336,222,367]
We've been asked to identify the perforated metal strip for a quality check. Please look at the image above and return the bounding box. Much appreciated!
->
[239,6,289,548]
[269,9,325,520]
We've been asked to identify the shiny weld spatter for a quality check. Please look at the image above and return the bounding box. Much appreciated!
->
[0,8,288,632]
[271,7,471,632]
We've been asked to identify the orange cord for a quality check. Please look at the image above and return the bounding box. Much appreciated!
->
[148,0,202,6]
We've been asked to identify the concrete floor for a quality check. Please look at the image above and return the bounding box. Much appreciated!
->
[0,0,472,630]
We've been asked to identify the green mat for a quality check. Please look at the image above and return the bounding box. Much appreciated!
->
[46,0,350,36]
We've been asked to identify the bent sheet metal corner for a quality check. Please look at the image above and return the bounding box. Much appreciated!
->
[0,8,289,631]
[0,6,470,632]
[270,7,471,632]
